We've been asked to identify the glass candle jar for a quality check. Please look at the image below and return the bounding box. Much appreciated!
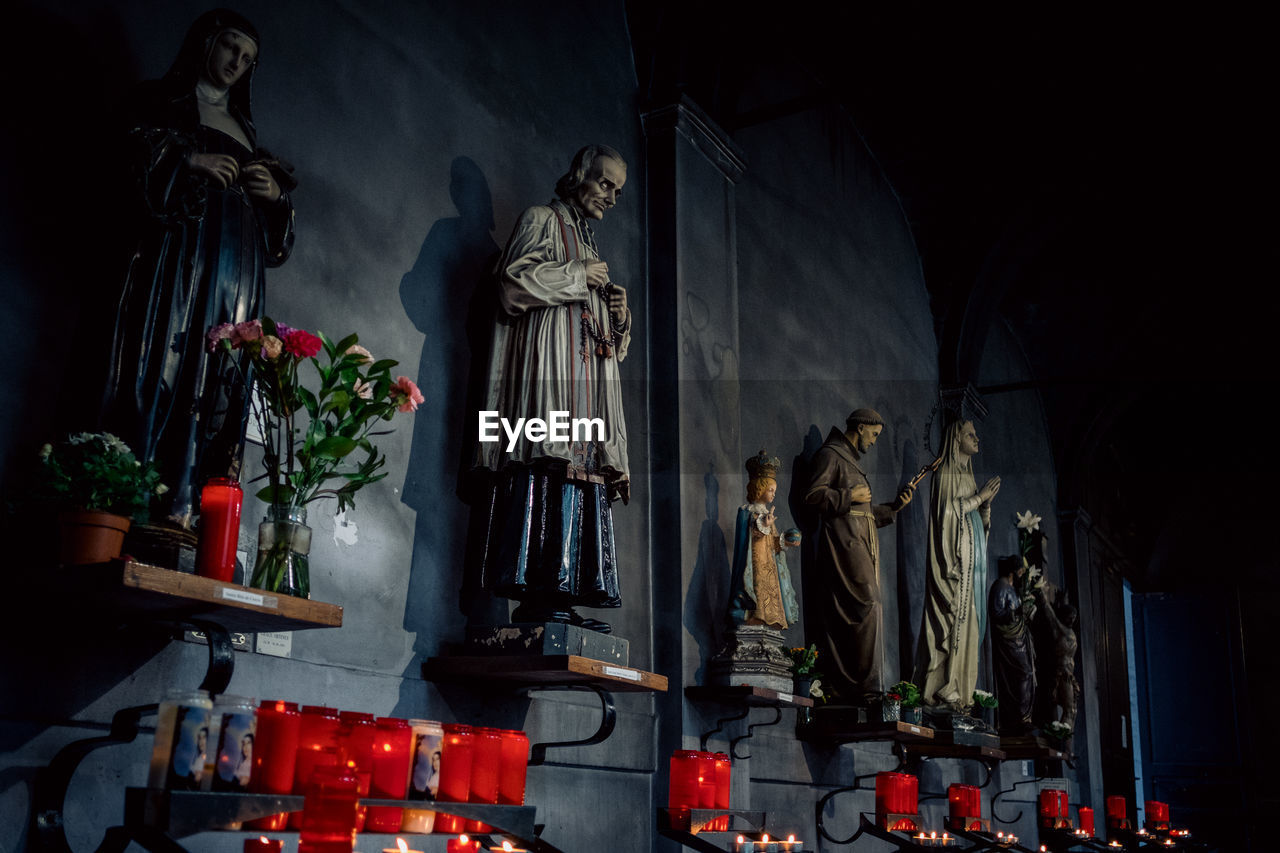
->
[289,706,342,829]
[668,750,701,811]
[1079,806,1095,837]
[366,717,413,832]
[247,700,302,830]
[875,772,918,830]
[713,753,732,831]
[403,718,444,833]
[465,727,504,833]
[208,694,257,807]
[197,477,243,582]
[297,762,360,853]
[1105,795,1127,826]
[436,724,475,834]
[337,711,376,831]
[497,728,529,806]
[149,688,213,791]
[1145,800,1169,823]
[695,751,717,810]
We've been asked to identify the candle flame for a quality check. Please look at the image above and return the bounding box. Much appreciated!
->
[396,839,409,853]
[761,834,769,843]
[459,836,469,844]
[503,843,515,852]
[259,839,270,845]
[787,835,795,843]
[736,836,745,844]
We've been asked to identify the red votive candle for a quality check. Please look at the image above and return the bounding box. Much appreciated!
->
[336,711,375,831]
[466,727,504,832]
[949,783,981,827]
[244,838,283,853]
[497,729,529,805]
[1146,800,1169,823]
[365,717,413,832]
[298,762,359,853]
[713,752,732,831]
[696,751,717,810]
[437,724,475,834]
[197,477,243,582]
[668,750,701,811]
[1106,795,1127,825]
[875,772,918,830]
[290,706,342,829]
[446,837,482,853]
[248,700,302,830]
[1079,806,1095,837]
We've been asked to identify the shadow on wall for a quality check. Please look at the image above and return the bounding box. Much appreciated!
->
[685,463,730,684]
[788,425,825,651]
[395,156,501,712]
[895,425,928,682]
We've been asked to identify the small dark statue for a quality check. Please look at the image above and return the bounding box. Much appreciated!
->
[988,555,1036,734]
[103,9,296,527]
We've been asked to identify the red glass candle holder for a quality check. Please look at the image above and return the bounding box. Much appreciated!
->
[446,837,482,853]
[336,711,375,830]
[1145,800,1169,825]
[948,783,981,829]
[244,838,283,853]
[1105,795,1127,827]
[668,750,701,812]
[696,751,717,810]
[197,477,243,581]
[437,724,475,834]
[875,772,918,830]
[497,729,529,805]
[298,762,359,853]
[466,727,504,832]
[1039,789,1069,828]
[365,717,413,832]
[1079,806,1095,837]
[713,753,732,832]
[289,706,342,829]
[247,700,301,830]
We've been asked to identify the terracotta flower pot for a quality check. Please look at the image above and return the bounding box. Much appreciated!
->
[58,510,131,565]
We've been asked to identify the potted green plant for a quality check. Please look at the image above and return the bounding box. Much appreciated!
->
[788,644,824,702]
[891,680,923,724]
[1044,720,1072,747]
[972,689,999,728]
[32,432,166,564]
[209,318,422,597]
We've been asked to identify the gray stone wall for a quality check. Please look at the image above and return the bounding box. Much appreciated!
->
[1,2,1073,851]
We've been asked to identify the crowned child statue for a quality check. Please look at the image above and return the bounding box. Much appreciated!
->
[711,451,802,692]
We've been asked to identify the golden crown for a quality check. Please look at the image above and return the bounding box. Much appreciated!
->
[745,449,781,481]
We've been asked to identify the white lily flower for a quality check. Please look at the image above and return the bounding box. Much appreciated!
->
[1016,510,1042,531]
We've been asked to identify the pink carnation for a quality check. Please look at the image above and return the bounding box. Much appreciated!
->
[206,322,235,352]
[345,343,374,364]
[232,319,263,346]
[352,378,374,400]
[283,329,323,359]
[392,376,424,413]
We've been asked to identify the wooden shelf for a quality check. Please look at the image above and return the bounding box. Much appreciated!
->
[1000,735,1068,760]
[686,684,814,708]
[801,714,935,744]
[50,559,343,633]
[908,742,1007,761]
[423,654,668,693]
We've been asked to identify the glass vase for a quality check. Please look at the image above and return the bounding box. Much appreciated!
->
[250,505,311,598]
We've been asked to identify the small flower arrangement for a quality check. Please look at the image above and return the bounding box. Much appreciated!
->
[788,644,822,678]
[972,689,998,710]
[32,432,165,520]
[1044,721,1072,741]
[208,319,422,515]
[890,680,922,708]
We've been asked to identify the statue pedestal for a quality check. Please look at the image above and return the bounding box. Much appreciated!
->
[708,624,793,693]
[466,622,629,666]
